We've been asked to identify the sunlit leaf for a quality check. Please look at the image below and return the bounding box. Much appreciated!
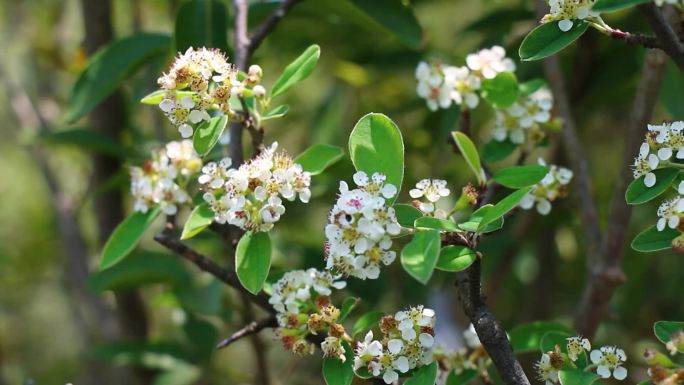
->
[625,168,678,205]
[101,207,161,270]
[294,144,344,175]
[519,21,588,61]
[271,45,320,97]
[235,231,272,294]
[400,229,440,284]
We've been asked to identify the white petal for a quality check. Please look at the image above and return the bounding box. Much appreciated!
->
[658,147,673,160]
[536,199,552,215]
[178,124,193,138]
[597,365,611,379]
[383,370,398,384]
[657,217,667,231]
[559,19,573,32]
[613,366,627,380]
[395,356,410,373]
[419,333,434,348]
[590,350,603,364]
[387,339,403,354]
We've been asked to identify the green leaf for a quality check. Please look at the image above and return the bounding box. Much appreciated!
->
[66,33,170,123]
[458,205,504,233]
[339,297,360,322]
[89,251,189,293]
[493,165,549,188]
[174,0,229,53]
[478,188,530,230]
[509,321,574,353]
[625,168,679,204]
[180,203,214,240]
[452,131,484,184]
[660,63,684,118]
[436,246,477,272]
[348,0,423,49]
[414,217,460,232]
[519,21,589,61]
[349,113,405,200]
[558,369,600,385]
[480,72,519,109]
[271,44,321,97]
[235,231,272,294]
[394,204,423,228]
[261,104,290,121]
[482,139,517,163]
[519,78,547,96]
[592,0,650,12]
[631,225,679,252]
[101,208,161,270]
[654,321,684,352]
[193,115,228,156]
[140,90,194,105]
[400,229,441,284]
[405,362,438,385]
[539,331,573,353]
[294,144,344,175]
[323,341,354,385]
[352,311,384,337]
[446,369,478,385]
[36,128,132,158]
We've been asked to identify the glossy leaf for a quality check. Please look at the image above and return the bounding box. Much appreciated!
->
[519,78,546,96]
[401,229,441,284]
[193,115,228,156]
[519,21,588,61]
[294,144,344,175]
[592,0,650,12]
[631,225,679,252]
[558,369,600,385]
[235,231,272,294]
[339,297,360,321]
[509,321,574,353]
[349,113,405,200]
[414,217,460,232]
[478,188,530,230]
[480,72,519,109]
[262,104,290,121]
[174,0,229,53]
[323,341,354,385]
[181,203,214,240]
[625,168,679,205]
[140,90,194,105]
[404,362,438,385]
[394,204,423,228]
[271,45,320,97]
[66,33,170,122]
[101,207,161,270]
[493,165,549,188]
[436,245,477,272]
[452,131,484,184]
[446,369,478,385]
[458,205,504,233]
[482,139,517,163]
[654,321,684,352]
[352,311,384,336]
[348,0,423,49]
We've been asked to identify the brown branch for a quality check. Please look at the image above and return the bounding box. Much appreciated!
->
[248,0,301,56]
[153,230,274,313]
[217,316,278,349]
[573,50,667,337]
[639,3,684,72]
[609,29,662,49]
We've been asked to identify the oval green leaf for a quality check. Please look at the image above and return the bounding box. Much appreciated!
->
[452,131,484,184]
[631,225,679,252]
[193,115,228,156]
[89,251,188,293]
[479,188,530,230]
[323,341,354,385]
[405,362,438,385]
[394,204,423,228]
[519,21,589,61]
[349,113,405,201]
[181,203,214,240]
[174,0,229,53]
[271,44,321,97]
[458,205,504,233]
[235,231,272,295]
[558,369,600,385]
[625,167,679,205]
[352,310,385,337]
[539,330,573,353]
[480,72,519,109]
[414,217,460,232]
[654,321,684,352]
[101,207,161,270]
[436,245,477,272]
[592,0,650,12]
[261,104,290,121]
[66,33,171,123]
[294,144,344,175]
[400,229,441,284]
[482,139,517,163]
[519,78,547,96]
[140,90,195,105]
[509,321,574,353]
[339,297,360,322]
[493,165,550,188]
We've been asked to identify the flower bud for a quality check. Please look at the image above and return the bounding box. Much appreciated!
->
[248,64,263,78]
[253,85,266,97]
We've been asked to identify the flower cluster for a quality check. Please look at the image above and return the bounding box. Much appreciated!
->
[415,46,515,111]
[519,159,573,215]
[409,179,451,218]
[645,325,684,384]
[200,142,311,232]
[633,122,684,188]
[130,140,202,215]
[353,306,436,384]
[492,88,553,146]
[324,172,401,280]
[157,47,265,138]
[268,268,348,357]
[542,0,600,32]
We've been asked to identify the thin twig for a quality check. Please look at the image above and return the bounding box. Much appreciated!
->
[639,3,684,72]
[609,29,662,49]
[217,316,278,349]
[248,0,302,56]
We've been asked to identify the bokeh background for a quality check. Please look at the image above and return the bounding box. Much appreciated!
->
[0,0,683,384]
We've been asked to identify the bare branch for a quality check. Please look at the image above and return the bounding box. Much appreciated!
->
[217,316,278,349]
[248,0,302,56]
[609,29,662,49]
[639,3,684,72]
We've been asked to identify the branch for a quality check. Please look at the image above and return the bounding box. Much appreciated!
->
[153,230,274,313]
[216,316,278,349]
[639,3,684,72]
[248,0,301,56]
[454,258,531,385]
[573,50,667,337]
[609,29,662,49]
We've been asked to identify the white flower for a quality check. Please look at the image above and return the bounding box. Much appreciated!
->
[535,353,559,385]
[463,323,481,349]
[566,336,591,361]
[656,197,684,231]
[518,159,573,216]
[443,66,481,109]
[416,61,451,111]
[546,0,599,32]
[590,346,627,380]
[465,46,516,79]
[492,88,553,145]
